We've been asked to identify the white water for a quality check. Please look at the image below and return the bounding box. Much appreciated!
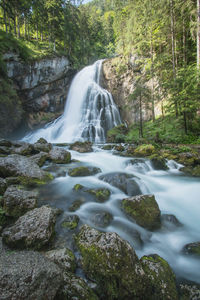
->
[44,146,200,283]
[23,60,121,143]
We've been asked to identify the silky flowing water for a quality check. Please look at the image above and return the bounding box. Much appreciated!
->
[23,60,200,284]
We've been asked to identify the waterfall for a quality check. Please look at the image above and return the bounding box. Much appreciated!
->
[24,60,121,143]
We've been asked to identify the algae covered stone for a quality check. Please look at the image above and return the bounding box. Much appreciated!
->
[134,144,156,157]
[76,225,150,299]
[69,141,93,153]
[183,241,200,256]
[86,188,111,202]
[122,194,161,230]
[150,155,169,170]
[61,214,79,230]
[68,166,101,177]
[141,254,178,299]
[49,147,71,164]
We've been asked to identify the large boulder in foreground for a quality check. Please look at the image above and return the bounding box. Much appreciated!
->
[99,172,141,196]
[141,254,178,300]
[0,154,53,186]
[122,194,161,230]
[49,147,71,164]
[3,185,37,217]
[2,205,57,250]
[0,247,62,300]
[69,141,93,153]
[76,225,149,299]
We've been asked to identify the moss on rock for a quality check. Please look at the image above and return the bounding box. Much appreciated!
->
[134,144,156,157]
[86,188,111,202]
[68,166,101,177]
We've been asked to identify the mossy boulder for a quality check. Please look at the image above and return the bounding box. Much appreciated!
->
[0,154,53,186]
[179,283,200,300]
[73,184,84,191]
[182,242,200,256]
[99,172,141,196]
[177,152,200,166]
[49,147,71,164]
[68,166,101,177]
[86,188,111,202]
[102,144,114,150]
[13,143,36,156]
[33,141,52,153]
[134,144,156,157]
[31,152,48,167]
[69,141,93,153]
[141,254,178,299]
[76,225,151,299]
[3,185,37,217]
[90,211,113,228]
[0,206,6,227]
[69,199,85,212]
[122,194,161,230]
[2,205,57,250]
[37,138,48,144]
[44,248,76,273]
[61,214,79,230]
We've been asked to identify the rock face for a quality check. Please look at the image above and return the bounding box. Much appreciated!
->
[76,225,149,299]
[0,154,53,185]
[99,172,141,196]
[122,194,161,230]
[102,57,162,125]
[3,185,37,217]
[0,249,62,300]
[2,205,57,250]
[2,53,75,133]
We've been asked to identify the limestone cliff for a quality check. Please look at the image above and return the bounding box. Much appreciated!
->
[2,53,74,136]
[102,57,162,125]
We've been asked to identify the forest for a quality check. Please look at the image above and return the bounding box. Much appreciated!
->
[0,0,200,142]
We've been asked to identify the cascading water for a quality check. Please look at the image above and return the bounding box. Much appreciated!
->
[23,60,121,143]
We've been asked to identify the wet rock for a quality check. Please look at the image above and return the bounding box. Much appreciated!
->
[31,151,48,167]
[183,242,200,256]
[44,164,67,177]
[49,147,71,164]
[90,211,113,228]
[102,144,114,150]
[180,166,200,177]
[5,177,21,186]
[44,248,76,273]
[73,184,84,191]
[3,185,37,217]
[150,156,169,170]
[2,205,57,250]
[37,138,48,144]
[57,273,99,300]
[69,141,93,153]
[122,194,161,230]
[0,154,53,186]
[99,172,141,196]
[178,152,200,166]
[179,283,200,299]
[141,254,178,299]
[68,166,101,177]
[68,199,85,212]
[86,188,111,202]
[0,146,11,155]
[61,214,80,230]
[114,144,125,152]
[33,141,52,153]
[76,225,150,299]
[0,139,12,147]
[0,249,62,300]
[0,178,7,195]
[161,214,182,229]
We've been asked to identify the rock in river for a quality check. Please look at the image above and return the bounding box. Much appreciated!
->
[2,205,57,250]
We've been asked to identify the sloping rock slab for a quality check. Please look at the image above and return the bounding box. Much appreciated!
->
[2,205,57,250]
[3,185,37,217]
[0,154,52,185]
[122,194,161,230]
[99,172,141,196]
[0,249,62,300]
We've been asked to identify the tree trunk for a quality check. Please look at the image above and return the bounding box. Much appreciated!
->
[183,111,188,134]
[3,7,8,33]
[170,0,178,117]
[197,0,200,69]
[183,19,186,64]
[36,23,39,41]
[139,93,143,138]
[24,16,27,38]
[17,14,20,38]
[13,15,17,36]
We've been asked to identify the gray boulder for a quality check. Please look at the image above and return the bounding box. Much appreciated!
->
[68,166,101,177]
[2,205,57,250]
[13,142,36,156]
[99,172,141,196]
[0,249,62,300]
[44,248,76,273]
[49,147,71,164]
[31,151,48,167]
[69,141,93,153]
[33,141,52,153]
[3,185,37,217]
[0,154,53,185]
[0,178,7,195]
[182,242,200,256]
